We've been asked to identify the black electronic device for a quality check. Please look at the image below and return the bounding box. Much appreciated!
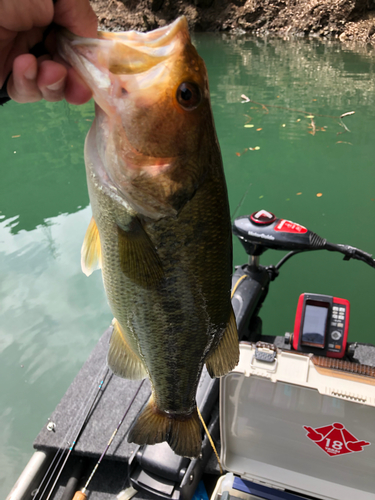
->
[292,293,350,358]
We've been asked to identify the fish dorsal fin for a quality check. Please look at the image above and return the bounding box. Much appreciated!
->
[81,217,102,277]
[117,217,164,288]
[107,319,148,380]
[205,305,239,378]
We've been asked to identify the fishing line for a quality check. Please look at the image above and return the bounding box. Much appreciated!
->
[231,274,248,299]
[33,362,111,500]
[73,379,146,500]
[44,367,112,500]
[197,406,223,475]
[231,183,252,222]
[34,363,110,500]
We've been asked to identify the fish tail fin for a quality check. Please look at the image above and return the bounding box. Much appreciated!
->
[128,394,201,458]
[168,408,201,458]
[205,305,239,378]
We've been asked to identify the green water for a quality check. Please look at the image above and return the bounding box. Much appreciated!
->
[1,34,375,497]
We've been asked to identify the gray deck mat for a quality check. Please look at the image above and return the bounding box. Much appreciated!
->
[34,327,151,461]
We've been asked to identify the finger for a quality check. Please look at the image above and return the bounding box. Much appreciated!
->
[37,59,67,102]
[0,1,54,32]
[53,53,92,105]
[7,54,42,103]
[0,27,44,87]
[54,0,98,38]
[64,66,92,105]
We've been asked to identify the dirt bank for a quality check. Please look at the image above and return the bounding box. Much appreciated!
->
[91,0,375,43]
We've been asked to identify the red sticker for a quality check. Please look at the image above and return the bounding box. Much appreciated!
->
[274,219,308,234]
[303,422,371,457]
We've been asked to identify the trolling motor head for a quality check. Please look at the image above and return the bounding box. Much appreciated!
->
[232,210,326,256]
[233,209,375,268]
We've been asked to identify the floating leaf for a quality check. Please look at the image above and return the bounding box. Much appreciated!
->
[12,135,20,138]
[316,193,323,197]
[296,119,301,122]
[306,115,315,119]
[312,99,317,101]
[254,146,260,150]
[296,192,302,195]
[235,152,241,156]
[256,128,262,131]
[336,141,353,145]
[244,124,254,128]
[259,195,264,199]
[340,111,355,118]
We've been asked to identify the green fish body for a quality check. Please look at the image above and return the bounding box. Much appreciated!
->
[58,17,239,458]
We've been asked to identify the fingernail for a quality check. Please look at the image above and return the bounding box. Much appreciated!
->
[24,65,37,81]
[46,77,65,91]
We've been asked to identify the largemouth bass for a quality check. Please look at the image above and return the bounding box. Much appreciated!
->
[58,17,239,458]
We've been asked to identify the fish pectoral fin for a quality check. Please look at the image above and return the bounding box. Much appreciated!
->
[107,319,148,380]
[81,217,102,277]
[205,305,239,378]
[128,394,202,458]
[117,217,164,288]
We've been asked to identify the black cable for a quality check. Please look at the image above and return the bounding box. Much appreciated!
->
[275,250,305,270]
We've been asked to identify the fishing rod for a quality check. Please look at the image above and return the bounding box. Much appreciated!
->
[33,363,111,500]
[73,378,146,500]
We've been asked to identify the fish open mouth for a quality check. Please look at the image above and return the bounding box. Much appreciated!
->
[57,17,193,109]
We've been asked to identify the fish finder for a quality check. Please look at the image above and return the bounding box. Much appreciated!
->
[292,293,350,358]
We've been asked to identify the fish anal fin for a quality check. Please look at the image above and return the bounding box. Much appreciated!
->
[81,217,102,277]
[107,319,148,380]
[117,218,164,288]
[128,395,201,458]
[205,305,239,378]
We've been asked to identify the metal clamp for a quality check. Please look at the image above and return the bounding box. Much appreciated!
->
[250,344,278,372]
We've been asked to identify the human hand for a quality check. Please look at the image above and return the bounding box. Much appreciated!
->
[0,0,97,104]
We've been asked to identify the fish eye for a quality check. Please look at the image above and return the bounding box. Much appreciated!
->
[176,82,201,110]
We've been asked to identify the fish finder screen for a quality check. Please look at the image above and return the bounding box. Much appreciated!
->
[301,301,329,348]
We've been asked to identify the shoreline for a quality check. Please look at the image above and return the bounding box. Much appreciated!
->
[90,0,375,44]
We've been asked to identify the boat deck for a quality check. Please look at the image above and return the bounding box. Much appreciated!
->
[32,327,220,500]
[30,328,375,500]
